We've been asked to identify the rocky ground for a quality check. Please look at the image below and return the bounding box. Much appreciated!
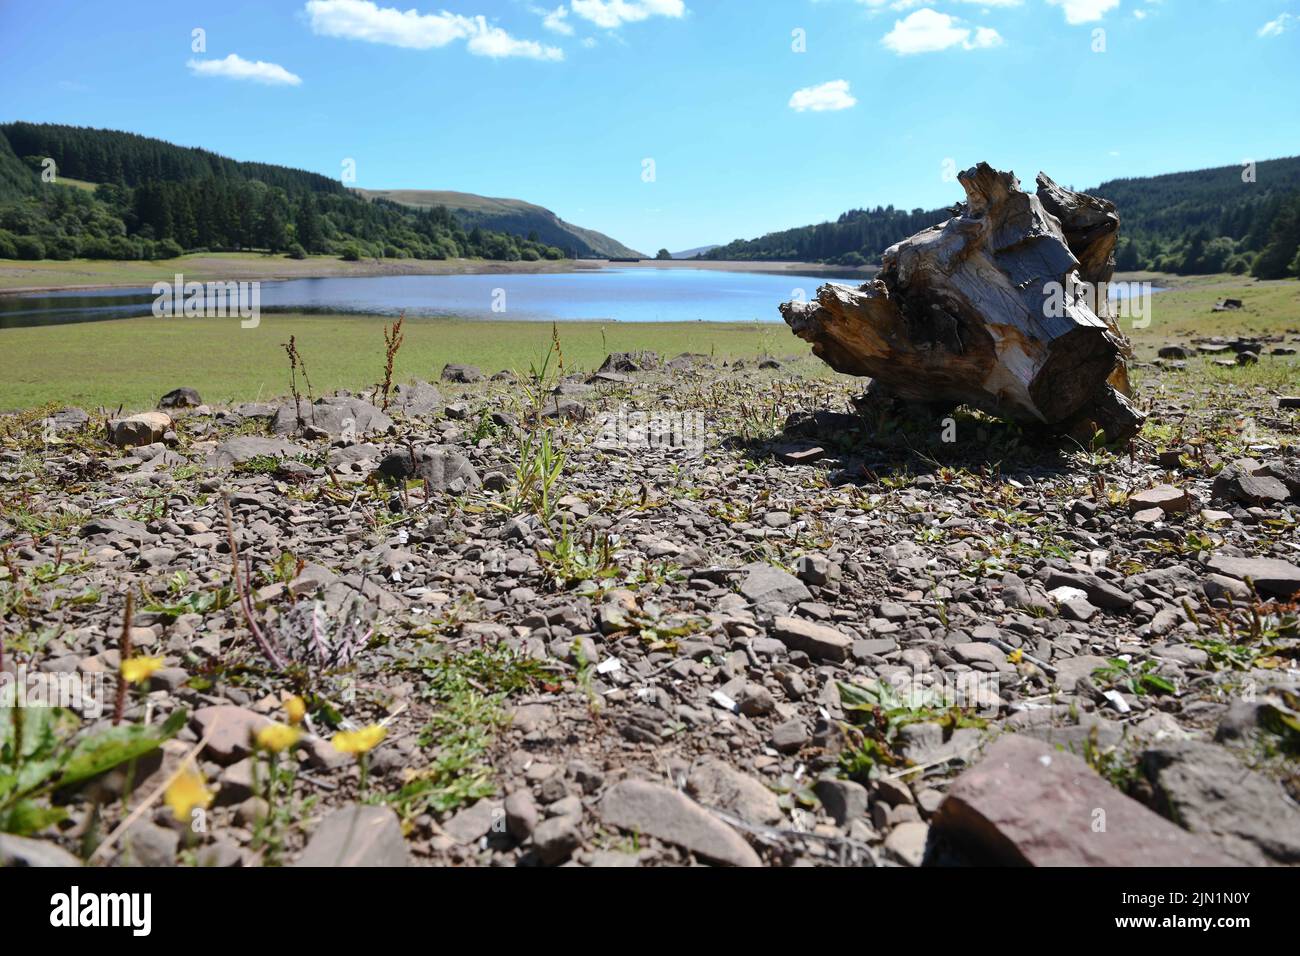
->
[1,340,1298,868]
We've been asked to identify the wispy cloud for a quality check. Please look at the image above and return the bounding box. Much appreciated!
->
[858,0,1022,7]
[540,6,575,35]
[305,0,563,60]
[187,53,302,86]
[789,79,857,112]
[1046,0,1120,25]
[569,0,686,30]
[882,9,1003,55]
[1258,12,1295,38]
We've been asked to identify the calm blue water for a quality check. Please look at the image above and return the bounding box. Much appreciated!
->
[0,267,872,329]
[0,267,1162,329]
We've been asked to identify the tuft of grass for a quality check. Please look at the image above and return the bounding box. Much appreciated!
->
[387,645,551,818]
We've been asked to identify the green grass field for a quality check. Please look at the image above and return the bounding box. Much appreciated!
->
[1126,274,1300,349]
[0,313,797,410]
[0,270,1295,412]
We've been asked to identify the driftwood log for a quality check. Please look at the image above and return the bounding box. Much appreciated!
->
[780,163,1144,442]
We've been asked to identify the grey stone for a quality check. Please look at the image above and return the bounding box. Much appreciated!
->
[0,834,81,867]
[121,821,179,867]
[1206,555,1300,599]
[294,805,410,867]
[532,816,581,865]
[271,396,394,439]
[441,363,483,383]
[771,616,851,662]
[159,387,202,408]
[442,799,502,845]
[390,380,443,416]
[599,779,761,867]
[504,789,539,840]
[740,564,812,606]
[687,759,784,826]
[208,436,307,469]
[1142,741,1300,865]
[376,446,481,491]
[813,778,869,825]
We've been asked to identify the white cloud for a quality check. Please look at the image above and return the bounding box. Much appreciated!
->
[469,19,565,59]
[541,6,575,35]
[187,54,302,86]
[306,0,470,48]
[789,79,857,112]
[304,0,563,60]
[882,9,1003,54]
[1046,0,1120,25]
[1258,13,1295,38]
[856,0,1021,9]
[569,0,686,30]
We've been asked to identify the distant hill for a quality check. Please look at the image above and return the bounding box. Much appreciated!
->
[0,122,598,264]
[702,157,1300,277]
[672,244,720,259]
[360,189,642,260]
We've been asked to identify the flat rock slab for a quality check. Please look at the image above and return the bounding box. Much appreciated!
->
[293,805,409,867]
[599,779,761,867]
[208,436,308,469]
[1205,555,1300,599]
[0,834,82,867]
[1142,741,1300,865]
[930,734,1238,866]
[1128,484,1192,513]
[271,396,394,439]
[686,759,784,827]
[739,563,812,606]
[771,616,851,662]
[389,380,442,417]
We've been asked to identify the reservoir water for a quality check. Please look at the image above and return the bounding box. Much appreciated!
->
[0,267,870,329]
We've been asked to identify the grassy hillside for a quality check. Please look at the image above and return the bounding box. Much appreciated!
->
[703,157,1300,278]
[0,122,628,265]
[359,188,642,259]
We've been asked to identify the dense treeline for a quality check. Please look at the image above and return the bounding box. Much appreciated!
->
[703,204,950,267]
[702,157,1300,279]
[0,123,575,262]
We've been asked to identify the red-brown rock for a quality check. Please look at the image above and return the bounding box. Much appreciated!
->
[930,735,1238,866]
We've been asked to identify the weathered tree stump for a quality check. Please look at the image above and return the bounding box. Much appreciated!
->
[780,163,1144,442]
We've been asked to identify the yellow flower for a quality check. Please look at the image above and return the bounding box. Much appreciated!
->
[284,695,306,726]
[1007,648,1024,665]
[254,722,302,753]
[120,655,165,684]
[164,765,213,822]
[331,724,386,755]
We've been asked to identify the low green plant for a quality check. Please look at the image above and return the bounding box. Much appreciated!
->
[388,646,550,818]
[836,678,987,782]
[1090,657,1178,697]
[537,522,619,588]
[0,706,186,835]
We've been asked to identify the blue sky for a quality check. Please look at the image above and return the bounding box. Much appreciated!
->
[1,0,1297,253]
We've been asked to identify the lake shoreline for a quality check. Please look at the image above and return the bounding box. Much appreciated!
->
[0,253,879,296]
